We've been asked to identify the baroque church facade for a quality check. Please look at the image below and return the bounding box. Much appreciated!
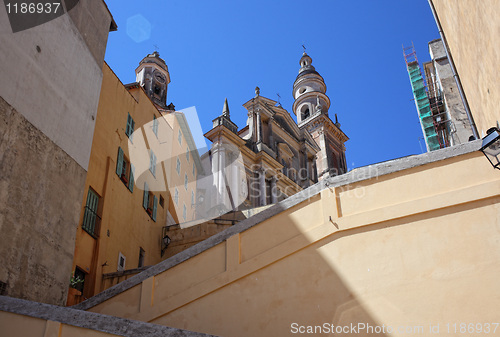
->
[202,52,348,214]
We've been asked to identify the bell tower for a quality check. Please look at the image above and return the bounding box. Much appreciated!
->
[135,51,171,109]
[293,52,330,125]
[292,52,349,179]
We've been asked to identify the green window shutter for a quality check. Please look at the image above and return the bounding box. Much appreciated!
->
[130,118,135,141]
[149,151,156,176]
[143,182,149,210]
[152,195,158,222]
[83,189,99,236]
[116,147,124,176]
[126,114,132,136]
[128,163,135,192]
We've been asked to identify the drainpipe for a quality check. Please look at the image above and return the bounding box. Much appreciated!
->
[427,0,479,139]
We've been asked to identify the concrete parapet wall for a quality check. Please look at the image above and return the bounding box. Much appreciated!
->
[0,296,217,337]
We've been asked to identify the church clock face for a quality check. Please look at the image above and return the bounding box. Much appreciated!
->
[154,72,165,83]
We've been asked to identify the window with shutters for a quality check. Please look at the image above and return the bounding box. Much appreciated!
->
[191,191,195,206]
[184,173,188,190]
[82,188,101,237]
[152,115,158,137]
[142,182,158,222]
[174,188,179,205]
[178,129,182,145]
[176,157,181,175]
[186,147,190,162]
[125,113,135,141]
[116,147,134,192]
[183,204,187,220]
[192,163,196,177]
[149,150,157,177]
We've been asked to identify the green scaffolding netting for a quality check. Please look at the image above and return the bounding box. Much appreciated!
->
[407,63,440,151]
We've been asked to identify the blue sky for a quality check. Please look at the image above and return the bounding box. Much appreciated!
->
[104,0,439,169]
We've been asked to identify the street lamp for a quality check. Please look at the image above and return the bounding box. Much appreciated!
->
[480,127,500,170]
[161,226,171,257]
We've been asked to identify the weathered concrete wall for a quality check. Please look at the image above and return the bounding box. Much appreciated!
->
[66,1,116,67]
[0,97,86,305]
[74,141,500,336]
[0,1,114,305]
[431,0,500,135]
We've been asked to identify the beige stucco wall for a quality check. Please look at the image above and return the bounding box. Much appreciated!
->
[0,311,116,337]
[431,0,500,135]
[163,114,198,224]
[84,148,500,336]
[0,1,114,170]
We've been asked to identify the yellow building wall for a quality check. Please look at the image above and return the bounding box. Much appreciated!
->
[83,149,500,336]
[71,63,173,299]
[431,0,500,135]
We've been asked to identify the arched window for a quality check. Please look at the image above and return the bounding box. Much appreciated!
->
[301,105,310,120]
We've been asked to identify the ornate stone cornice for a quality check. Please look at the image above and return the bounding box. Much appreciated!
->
[304,115,349,143]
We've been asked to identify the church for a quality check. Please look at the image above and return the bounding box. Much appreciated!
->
[199,52,349,217]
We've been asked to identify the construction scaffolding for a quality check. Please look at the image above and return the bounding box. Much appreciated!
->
[403,43,443,151]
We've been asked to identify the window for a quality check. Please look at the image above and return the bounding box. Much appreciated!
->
[73,267,86,293]
[149,150,157,177]
[183,204,187,220]
[116,147,134,192]
[178,130,182,145]
[125,113,135,140]
[117,252,126,271]
[176,157,181,175]
[142,182,158,222]
[192,163,195,177]
[281,158,287,176]
[138,248,145,268]
[82,188,100,237]
[301,105,310,120]
[184,173,188,190]
[174,188,179,205]
[0,281,7,296]
[191,191,195,205]
[152,115,159,137]
[186,147,190,162]
[159,195,164,208]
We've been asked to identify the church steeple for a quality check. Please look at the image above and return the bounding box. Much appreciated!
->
[222,97,230,118]
[212,98,238,133]
[292,52,331,125]
[292,51,348,179]
[135,51,171,108]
